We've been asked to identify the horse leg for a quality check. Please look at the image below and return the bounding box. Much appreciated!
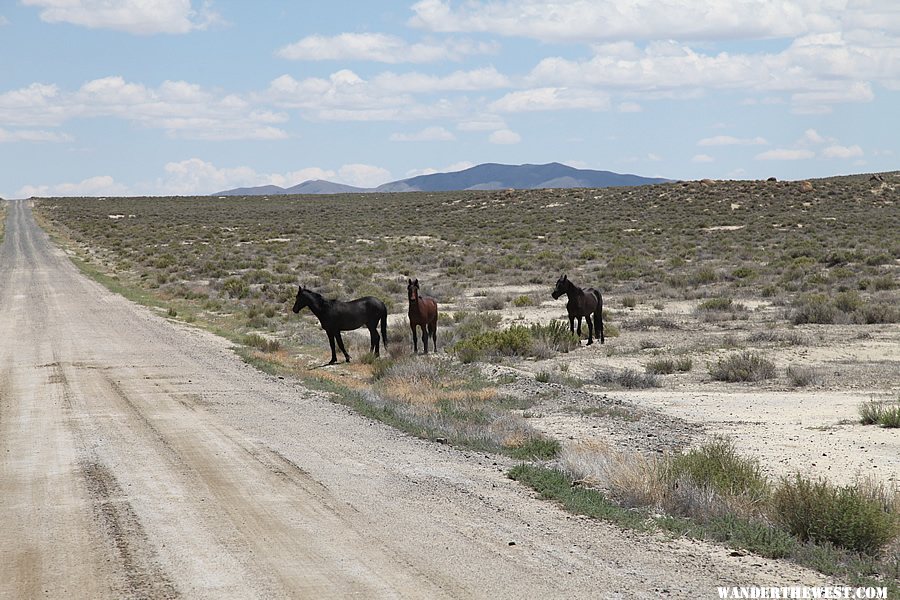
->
[577,316,583,336]
[586,314,594,345]
[569,316,576,335]
[594,294,605,345]
[326,331,338,365]
[335,332,351,362]
[430,320,437,352]
[422,324,429,355]
[410,323,418,354]
[369,324,380,356]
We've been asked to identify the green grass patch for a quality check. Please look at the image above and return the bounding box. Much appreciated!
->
[508,464,648,530]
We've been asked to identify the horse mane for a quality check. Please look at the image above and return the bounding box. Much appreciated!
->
[302,287,324,301]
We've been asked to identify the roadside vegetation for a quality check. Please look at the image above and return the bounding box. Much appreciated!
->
[859,397,900,428]
[514,437,900,592]
[31,172,900,583]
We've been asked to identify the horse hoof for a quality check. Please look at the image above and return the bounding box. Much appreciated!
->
[328,360,337,365]
[586,340,593,346]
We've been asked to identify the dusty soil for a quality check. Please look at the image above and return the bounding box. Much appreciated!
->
[455,286,900,485]
[0,202,834,597]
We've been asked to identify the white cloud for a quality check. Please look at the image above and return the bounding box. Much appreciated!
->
[692,154,715,163]
[336,164,392,188]
[800,128,828,144]
[276,32,496,63]
[0,127,72,143]
[617,101,642,113]
[19,175,129,198]
[409,0,817,42]
[263,71,467,122]
[456,115,506,131]
[22,0,220,35]
[159,159,391,193]
[490,88,609,112]
[390,126,456,142]
[822,144,864,158]
[18,158,393,198]
[373,67,510,92]
[405,161,475,177]
[489,129,521,144]
[518,29,896,112]
[755,149,815,160]
[698,135,768,146]
[0,76,289,139]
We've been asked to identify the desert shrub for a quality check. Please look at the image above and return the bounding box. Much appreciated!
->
[709,351,776,382]
[859,399,885,425]
[645,356,693,375]
[666,438,769,501]
[689,266,718,285]
[595,368,660,389]
[622,296,637,308]
[872,276,897,291]
[792,293,900,325]
[852,302,900,324]
[674,356,693,372]
[732,266,757,279]
[513,294,536,307]
[441,311,501,347]
[603,323,620,338]
[243,333,280,353]
[477,294,506,310]
[771,474,900,554]
[746,330,806,346]
[860,398,900,428]
[698,297,734,311]
[452,326,532,363]
[529,320,579,353]
[645,358,675,374]
[879,405,900,428]
[222,277,249,299]
[786,365,823,387]
[833,290,863,313]
[791,293,837,324]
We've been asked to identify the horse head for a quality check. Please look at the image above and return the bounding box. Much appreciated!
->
[407,278,420,302]
[293,285,309,313]
[551,274,569,299]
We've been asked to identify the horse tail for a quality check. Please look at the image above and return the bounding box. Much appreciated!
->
[380,309,388,347]
[592,289,605,344]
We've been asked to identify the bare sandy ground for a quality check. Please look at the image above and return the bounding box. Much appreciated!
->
[0,201,832,597]
[452,287,899,487]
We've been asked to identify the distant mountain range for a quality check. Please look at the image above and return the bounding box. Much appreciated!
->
[214,162,668,196]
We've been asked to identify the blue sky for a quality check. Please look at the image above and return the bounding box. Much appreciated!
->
[1,0,898,198]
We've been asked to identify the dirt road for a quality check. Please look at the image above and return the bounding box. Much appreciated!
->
[0,199,818,598]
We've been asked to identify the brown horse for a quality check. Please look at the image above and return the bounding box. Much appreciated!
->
[551,274,604,345]
[407,278,438,354]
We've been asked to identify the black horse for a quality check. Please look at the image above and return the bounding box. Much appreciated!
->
[551,274,604,345]
[292,286,388,364]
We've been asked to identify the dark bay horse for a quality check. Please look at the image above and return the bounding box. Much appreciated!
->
[407,278,438,354]
[292,286,388,364]
[551,274,604,345]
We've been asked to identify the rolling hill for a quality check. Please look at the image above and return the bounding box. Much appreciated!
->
[215,162,668,196]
